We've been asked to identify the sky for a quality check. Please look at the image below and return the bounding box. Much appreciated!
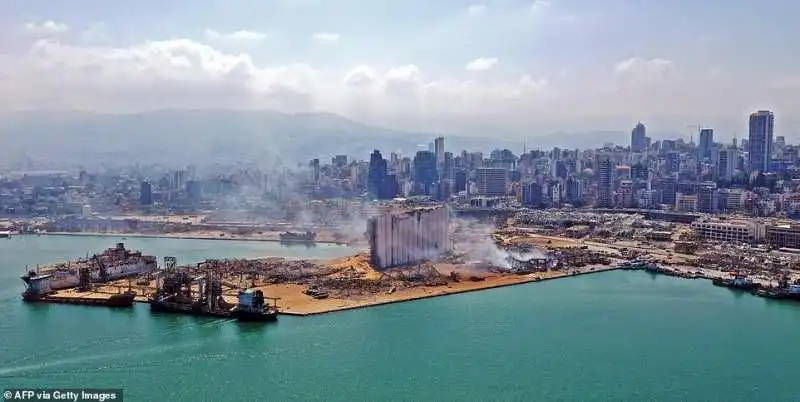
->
[1,0,799,138]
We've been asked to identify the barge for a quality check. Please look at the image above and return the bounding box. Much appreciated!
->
[20,272,135,308]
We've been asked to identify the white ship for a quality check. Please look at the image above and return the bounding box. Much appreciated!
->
[21,243,157,292]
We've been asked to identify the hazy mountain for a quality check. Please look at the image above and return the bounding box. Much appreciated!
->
[0,110,645,171]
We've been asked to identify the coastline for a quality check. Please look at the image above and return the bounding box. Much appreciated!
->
[32,231,355,246]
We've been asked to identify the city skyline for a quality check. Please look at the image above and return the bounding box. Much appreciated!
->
[1,0,799,137]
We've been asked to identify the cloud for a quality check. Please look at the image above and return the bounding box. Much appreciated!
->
[465,57,498,71]
[81,22,109,43]
[1,35,796,136]
[613,57,674,84]
[467,5,488,16]
[344,65,377,87]
[23,21,69,35]
[531,0,552,12]
[205,29,267,42]
[311,32,340,43]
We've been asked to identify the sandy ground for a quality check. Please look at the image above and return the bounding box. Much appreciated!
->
[232,264,618,316]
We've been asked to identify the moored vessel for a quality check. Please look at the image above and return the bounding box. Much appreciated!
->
[279,231,317,244]
[20,272,135,308]
[21,243,157,291]
[230,289,279,322]
[712,272,760,291]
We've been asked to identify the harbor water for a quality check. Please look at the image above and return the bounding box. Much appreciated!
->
[2,235,800,401]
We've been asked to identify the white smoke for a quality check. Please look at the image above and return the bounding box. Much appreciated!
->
[451,218,512,269]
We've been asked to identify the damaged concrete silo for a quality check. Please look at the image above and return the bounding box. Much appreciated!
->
[367,206,451,270]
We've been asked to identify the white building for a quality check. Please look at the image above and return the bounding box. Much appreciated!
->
[690,218,765,243]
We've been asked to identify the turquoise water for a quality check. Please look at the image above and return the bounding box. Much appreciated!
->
[2,235,800,401]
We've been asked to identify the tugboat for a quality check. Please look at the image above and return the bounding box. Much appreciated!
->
[712,272,760,291]
[230,289,279,322]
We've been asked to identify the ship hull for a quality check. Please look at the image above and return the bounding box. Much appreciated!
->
[712,278,759,291]
[232,309,278,322]
[22,292,135,308]
[91,261,154,282]
[149,299,231,318]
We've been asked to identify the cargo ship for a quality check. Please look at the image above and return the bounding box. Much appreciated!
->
[279,231,317,244]
[20,243,156,291]
[712,272,760,291]
[230,289,279,322]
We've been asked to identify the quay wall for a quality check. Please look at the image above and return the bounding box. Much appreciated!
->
[368,206,450,270]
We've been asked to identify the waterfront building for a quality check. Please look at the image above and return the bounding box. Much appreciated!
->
[690,218,765,243]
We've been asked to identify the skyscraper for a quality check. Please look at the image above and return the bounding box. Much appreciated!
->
[748,110,775,173]
[716,147,738,181]
[698,128,714,160]
[631,122,646,152]
[368,150,388,200]
[596,154,614,208]
[434,136,445,166]
[413,150,437,195]
[140,181,153,205]
[475,168,507,196]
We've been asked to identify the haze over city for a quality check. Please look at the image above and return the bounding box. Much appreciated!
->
[1,0,799,139]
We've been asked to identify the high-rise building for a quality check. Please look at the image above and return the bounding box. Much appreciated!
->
[140,181,153,205]
[748,110,775,173]
[716,147,738,181]
[619,180,634,208]
[332,155,348,167]
[697,182,718,213]
[368,150,388,199]
[566,176,584,203]
[596,154,614,208]
[665,151,680,173]
[442,151,454,181]
[434,136,445,166]
[660,175,677,206]
[698,128,714,160]
[522,181,543,207]
[631,122,647,152]
[475,168,507,196]
[309,159,320,183]
[413,151,438,195]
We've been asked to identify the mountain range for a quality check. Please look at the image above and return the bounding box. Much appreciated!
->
[0,109,678,171]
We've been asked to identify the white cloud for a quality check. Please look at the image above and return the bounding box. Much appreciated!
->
[311,32,340,43]
[532,0,552,12]
[467,5,488,16]
[23,21,69,35]
[614,57,675,83]
[344,65,377,87]
[205,29,267,42]
[1,36,796,136]
[465,57,498,71]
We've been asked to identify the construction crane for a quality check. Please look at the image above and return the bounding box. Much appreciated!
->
[686,124,701,144]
